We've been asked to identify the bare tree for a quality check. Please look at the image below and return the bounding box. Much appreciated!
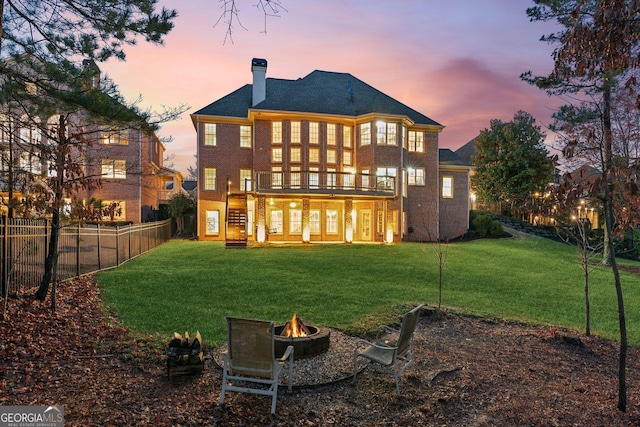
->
[214,0,287,44]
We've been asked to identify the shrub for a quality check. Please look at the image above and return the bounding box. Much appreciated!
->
[472,215,503,238]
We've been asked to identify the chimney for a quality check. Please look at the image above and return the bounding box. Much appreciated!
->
[251,58,267,106]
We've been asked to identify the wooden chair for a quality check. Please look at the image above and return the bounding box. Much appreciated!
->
[220,317,294,414]
[353,304,425,394]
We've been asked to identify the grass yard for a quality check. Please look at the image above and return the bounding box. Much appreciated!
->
[95,236,640,347]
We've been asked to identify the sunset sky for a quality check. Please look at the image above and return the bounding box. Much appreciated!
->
[101,0,562,176]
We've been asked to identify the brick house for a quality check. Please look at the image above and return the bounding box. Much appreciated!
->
[0,60,183,224]
[191,58,470,245]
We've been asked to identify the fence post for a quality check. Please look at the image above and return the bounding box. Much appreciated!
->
[97,223,101,271]
[2,216,8,314]
[128,223,131,261]
[76,223,81,277]
[116,225,120,267]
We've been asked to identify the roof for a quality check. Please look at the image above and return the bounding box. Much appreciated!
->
[439,149,471,167]
[454,138,477,165]
[193,70,442,127]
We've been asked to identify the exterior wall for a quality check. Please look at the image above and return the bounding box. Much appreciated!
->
[404,129,440,242]
[439,167,470,240]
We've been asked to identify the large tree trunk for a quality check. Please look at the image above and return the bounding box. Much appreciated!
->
[603,84,627,412]
[35,210,60,301]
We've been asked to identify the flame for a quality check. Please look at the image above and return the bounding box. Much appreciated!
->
[284,313,307,338]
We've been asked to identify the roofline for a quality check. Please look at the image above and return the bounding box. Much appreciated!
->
[190,113,251,128]
[438,164,473,171]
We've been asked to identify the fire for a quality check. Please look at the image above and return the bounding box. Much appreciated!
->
[283,313,307,338]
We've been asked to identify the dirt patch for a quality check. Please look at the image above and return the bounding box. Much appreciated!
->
[1,277,639,426]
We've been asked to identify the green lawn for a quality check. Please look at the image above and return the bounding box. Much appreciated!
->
[95,237,640,347]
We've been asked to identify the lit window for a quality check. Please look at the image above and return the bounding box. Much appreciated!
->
[408,130,424,152]
[327,124,336,145]
[272,147,282,163]
[240,125,252,148]
[327,149,336,164]
[290,166,301,188]
[309,167,319,189]
[343,172,355,189]
[310,210,321,234]
[290,147,301,163]
[289,209,302,234]
[240,169,252,191]
[100,128,129,145]
[100,200,125,220]
[204,167,216,191]
[327,168,336,188]
[309,148,319,163]
[343,126,351,148]
[376,167,396,190]
[343,151,352,166]
[270,210,283,233]
[326,210,338,234]
[360,123,371,146]
[309,122,319,144]
[361,168,370,190]
[442,176,454,198]
[291,121,301,143]
[206,210,219,234]
[102,159,126,179]
[408,168,425,186]
[272,122,282,144]
[376,121,397,145]
[204,123,216,146]
[272,166,282,189]
[19,115,41,144]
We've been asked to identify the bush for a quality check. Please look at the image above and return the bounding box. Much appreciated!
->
[472,215,503,238]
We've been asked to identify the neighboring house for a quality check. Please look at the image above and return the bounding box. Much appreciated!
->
[0,61,182,223]
[439,149,472,238]
[191,58,471,245]
[79,128,183,223]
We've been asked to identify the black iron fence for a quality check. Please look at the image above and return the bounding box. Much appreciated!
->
[0,217,172,297]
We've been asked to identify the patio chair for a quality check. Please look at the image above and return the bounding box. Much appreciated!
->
[219,317,294,414]
[353,304,425,395]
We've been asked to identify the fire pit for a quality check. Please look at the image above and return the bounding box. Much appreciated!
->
[274,314,330,359]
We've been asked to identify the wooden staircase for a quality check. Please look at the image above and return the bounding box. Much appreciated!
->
[225,193,248,248]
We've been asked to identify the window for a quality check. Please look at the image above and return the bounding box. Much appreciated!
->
[20,152,42,174]
[240,169,252,191]
[377,210,384,234]
[309,148,319,163]
[289,209,302,234]
[102,159,126,179]
[272,122,282,144]
[343,172,355,189]
[100,128,129,145]
[408,130,424,152]
[326,210,338,234]
[442,176,454,198]
[343,151,352,166]
[309,122,319,144]
[309,167,319,189]
[343,126,351,148]
[270,210,283,233]
[240,125,252,148]
[376,167,396,190]
[290,147,301,163]
[408,168,425,185]
[0,114,10,143]
[361,168,370,190]
[376,121,397,145]
[291,121,301,143]
[326,149,336,164]
[327,168,336,188]
[290,166,301,188]
[204,123,216,146]
[360,123,371,146]
[272,147,282,163]
[19,115,40,144]
[100,200,125,220]
[206,210,219,234]
[272,166,282,189]
[327,124,336,145]
[204,167,216,190]
[310,210,321,234]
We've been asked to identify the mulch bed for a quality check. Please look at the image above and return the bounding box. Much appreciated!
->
[1,277,639,426]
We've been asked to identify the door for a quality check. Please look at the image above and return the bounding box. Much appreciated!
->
[359,210,371,241]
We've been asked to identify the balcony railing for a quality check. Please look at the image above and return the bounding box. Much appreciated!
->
[254,170,396,197]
